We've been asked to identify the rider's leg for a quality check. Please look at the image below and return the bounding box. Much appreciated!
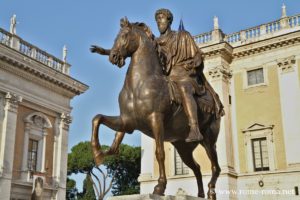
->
[178,83,203,142]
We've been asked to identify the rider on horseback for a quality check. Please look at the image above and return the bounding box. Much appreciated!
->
[155,8,205,142]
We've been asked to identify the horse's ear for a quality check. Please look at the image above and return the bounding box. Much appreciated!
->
[120,17,131,28]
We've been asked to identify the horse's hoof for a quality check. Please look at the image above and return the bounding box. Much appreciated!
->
[207,189,216,200]
[153,183,165,196]
[198,192,205,198]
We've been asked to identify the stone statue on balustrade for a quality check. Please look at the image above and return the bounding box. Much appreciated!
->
[10,14,17,35]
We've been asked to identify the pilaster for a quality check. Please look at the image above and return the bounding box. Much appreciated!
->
[0,92,22,199]
[54,113,72,200]
[208,65,234,173]
[207,60,238,200]
[277,56,300,169]
[204,43,235,175]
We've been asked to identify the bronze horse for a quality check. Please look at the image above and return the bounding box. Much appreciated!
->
[90,18,222,199]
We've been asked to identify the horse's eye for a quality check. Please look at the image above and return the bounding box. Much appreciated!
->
[121,34,128,43]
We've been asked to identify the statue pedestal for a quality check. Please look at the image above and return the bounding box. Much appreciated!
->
[107,194,206,200]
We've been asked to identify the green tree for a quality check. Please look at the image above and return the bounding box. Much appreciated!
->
[68,141,141,198]
[103,144,141,196]
[68,141,112,200]
[66,178,78,200]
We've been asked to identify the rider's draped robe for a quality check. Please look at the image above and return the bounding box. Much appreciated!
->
[156,30,224,118]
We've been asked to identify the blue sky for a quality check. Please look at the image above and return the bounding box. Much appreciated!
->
[2,0,300,149]
[2,0,300,196]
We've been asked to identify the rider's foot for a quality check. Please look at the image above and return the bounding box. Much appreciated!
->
[185,125,203,142]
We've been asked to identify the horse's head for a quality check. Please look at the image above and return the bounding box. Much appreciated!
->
[109,17,137,67]
[109,17,155,68]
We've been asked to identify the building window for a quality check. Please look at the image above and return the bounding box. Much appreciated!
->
[252,138,269,171]
[243,123,276,172]
[174,150,189,175]
[21,112,52,181]
[247,68,264,86]
[28,139,39,171]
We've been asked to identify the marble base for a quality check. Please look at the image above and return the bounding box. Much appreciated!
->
[107,194,206,200]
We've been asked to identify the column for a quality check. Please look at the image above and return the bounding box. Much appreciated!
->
[41,129,47,172]
[52,118,59,186]
[21,123,30,180]
[54,113,72,200]
[277,56,300,168]
[0,92,22,199]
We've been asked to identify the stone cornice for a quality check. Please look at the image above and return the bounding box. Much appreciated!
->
[0,44,88,98]
[0,60,74,99]
[233,30,300,59]
[200,42,233,64]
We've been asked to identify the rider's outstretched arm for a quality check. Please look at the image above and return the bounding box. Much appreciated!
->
[90,45,111,56]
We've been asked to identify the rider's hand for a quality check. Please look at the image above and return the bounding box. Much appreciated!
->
[90,45,111,56]
[90,45,100,53]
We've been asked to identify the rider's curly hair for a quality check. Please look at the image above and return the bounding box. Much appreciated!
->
[155,8,173,24]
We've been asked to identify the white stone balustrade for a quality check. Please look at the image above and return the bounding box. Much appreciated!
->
[245,26,260,39]
[225,32,240,43]
[265,20,281,33]
[195,13,300,46]
[289,14,300,27]
[0,27,69,75]
[0,29,11,46]
[194,31,212,44]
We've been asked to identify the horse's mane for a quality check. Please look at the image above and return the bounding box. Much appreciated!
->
[131,22,166,68]
[132,22,155,41]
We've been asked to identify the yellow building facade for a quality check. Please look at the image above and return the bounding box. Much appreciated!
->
[0,17,88,199]
[139,6,300,200]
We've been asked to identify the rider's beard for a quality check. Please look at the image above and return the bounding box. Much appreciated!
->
[158,22,169,35]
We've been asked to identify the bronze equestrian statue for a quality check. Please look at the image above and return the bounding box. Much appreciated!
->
[90,9,224,200]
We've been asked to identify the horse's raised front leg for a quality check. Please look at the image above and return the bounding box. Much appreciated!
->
[91,114,128,165]
[149,112,166,196]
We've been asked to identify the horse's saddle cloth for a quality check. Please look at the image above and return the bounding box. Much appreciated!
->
[166,77,224,119]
